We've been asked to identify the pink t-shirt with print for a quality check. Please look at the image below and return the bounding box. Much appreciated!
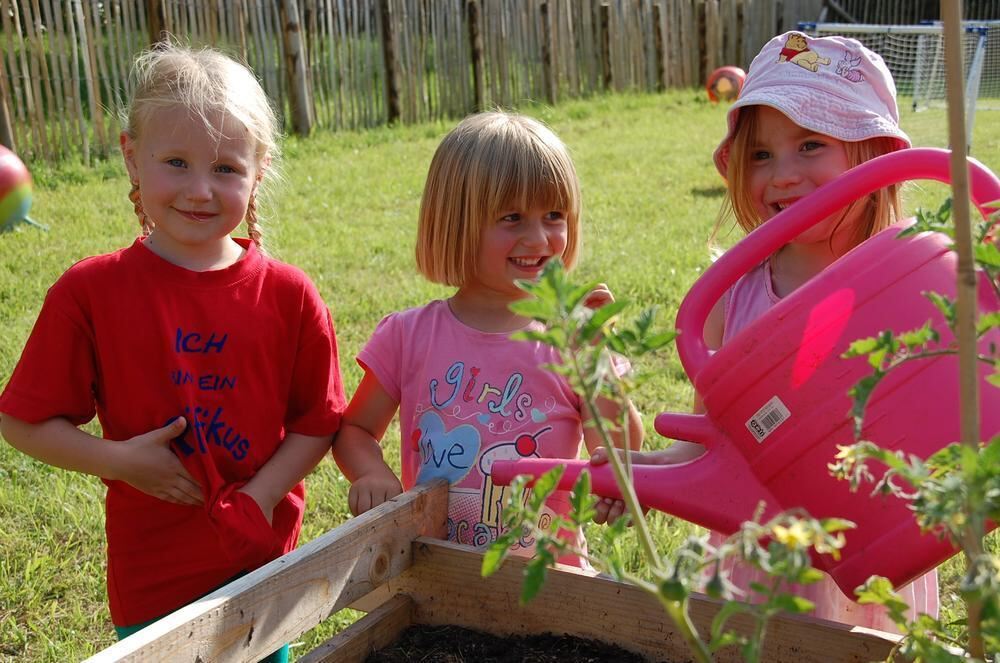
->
[359,299,586,558]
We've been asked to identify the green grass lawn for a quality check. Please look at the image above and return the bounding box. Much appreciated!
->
[1,90,998,660]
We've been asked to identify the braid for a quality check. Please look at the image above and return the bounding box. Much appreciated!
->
[128,181,152,236]
[245,191,265,253]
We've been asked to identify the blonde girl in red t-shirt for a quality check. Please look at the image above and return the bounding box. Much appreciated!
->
[0,43,345,661]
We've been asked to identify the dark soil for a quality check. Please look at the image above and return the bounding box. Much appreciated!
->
[365,624,653,662]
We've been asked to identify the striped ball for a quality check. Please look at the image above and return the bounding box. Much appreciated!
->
[0,145,32,231]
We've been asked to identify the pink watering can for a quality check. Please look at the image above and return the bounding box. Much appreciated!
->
[492,148,1000,597]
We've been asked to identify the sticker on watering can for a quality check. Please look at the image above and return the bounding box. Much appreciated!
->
[746,396,791,443]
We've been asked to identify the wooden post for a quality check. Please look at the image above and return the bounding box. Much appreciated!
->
[599,2,611,90]
[280,0,313,135]
[942,0,984,655]
[0,61,14,151]
[467,0,484,111]
[378,0,400,124]
[541,1,556,104]
[652,2,664,90]
[146,0,166,45]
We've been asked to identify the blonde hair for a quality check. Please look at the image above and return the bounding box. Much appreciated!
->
[416,111,582,286]
[716,105,903,252]
[120,40,280,250]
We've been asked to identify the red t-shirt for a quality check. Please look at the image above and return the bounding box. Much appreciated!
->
[0,238,346,625]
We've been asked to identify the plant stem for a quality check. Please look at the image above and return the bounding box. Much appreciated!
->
[656,595,714,663]
[569,346,664,573]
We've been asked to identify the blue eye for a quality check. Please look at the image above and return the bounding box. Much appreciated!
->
[801,140,825,152]
[216,164,237,174]
[499,213,520,223]
[166,158,185,168]
[751,150,770,161]
[544,211,566,222]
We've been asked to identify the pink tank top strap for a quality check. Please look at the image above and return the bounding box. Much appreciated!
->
[722,257,782,344]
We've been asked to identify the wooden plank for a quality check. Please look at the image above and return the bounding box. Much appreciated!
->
[21,0,52,159]
[299,594,414,663]
[85,0,115,152]
[385,538,903,663]
[84,481,448,663]
[0,8,14,151]
[335,0,348,128]
[7,0,42,157]
[52,2,85,153]
[64,0,90,162]
[30,0,61,153]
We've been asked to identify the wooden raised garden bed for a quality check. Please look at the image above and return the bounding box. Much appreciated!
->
[86,481,901,662]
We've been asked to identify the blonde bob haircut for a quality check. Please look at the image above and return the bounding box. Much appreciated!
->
[416,111,582,286]
[717,105,904,252]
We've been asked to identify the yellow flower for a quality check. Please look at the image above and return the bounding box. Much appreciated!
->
[773,521,812,549]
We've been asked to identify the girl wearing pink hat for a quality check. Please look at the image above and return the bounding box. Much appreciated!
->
[593,30,938,631]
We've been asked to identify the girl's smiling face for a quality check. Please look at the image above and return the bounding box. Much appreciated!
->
[122,105,260,269]
[748,106,859,247]
[463,204,569,300]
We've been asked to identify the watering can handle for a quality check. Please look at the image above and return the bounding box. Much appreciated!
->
[676,147,1000,379]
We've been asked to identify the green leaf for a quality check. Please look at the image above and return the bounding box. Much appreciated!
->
[570,471,595,522]
[977,311,1000,336]
[511,328,567,348]
[481,540,509,577]
[974,240,1000,269]
[988,361,1000,388]
[642,330,679,352]
[924,292,957,330]
[529,465,565,510]
[898,322,938,350]
[843,336,880,358]
[580,300,628,342]
[770,593,815,614]
[509,297,558,322]
[521,555,550,604]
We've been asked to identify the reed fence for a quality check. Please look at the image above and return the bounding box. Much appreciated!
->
[2,0,829,164]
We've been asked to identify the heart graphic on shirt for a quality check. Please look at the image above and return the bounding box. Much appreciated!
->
[415,410,481,485]
[531,408,547,423]
[477,413,491,425]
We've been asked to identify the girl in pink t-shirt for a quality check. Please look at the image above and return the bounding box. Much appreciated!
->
[593,31,938,631]
[331,111,642,561]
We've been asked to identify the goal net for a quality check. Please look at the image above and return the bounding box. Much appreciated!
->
[799,21,1000,148]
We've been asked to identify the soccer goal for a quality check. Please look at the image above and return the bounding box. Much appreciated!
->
[799,21,1000,149]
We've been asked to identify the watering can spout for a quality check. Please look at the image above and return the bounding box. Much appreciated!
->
[491,414,777,535]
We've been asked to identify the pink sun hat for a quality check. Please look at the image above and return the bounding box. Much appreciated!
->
[713,31,911,178]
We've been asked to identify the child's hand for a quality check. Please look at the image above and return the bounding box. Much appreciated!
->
[589,446,696,525]
[115,418,203,506]
[349,468,403,516]
[236,485,275,525]
[583,283,614,310]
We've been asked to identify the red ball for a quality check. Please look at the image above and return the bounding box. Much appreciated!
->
[706,66,746,103]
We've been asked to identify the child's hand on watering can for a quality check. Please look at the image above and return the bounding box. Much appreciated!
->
[588,446,659,526]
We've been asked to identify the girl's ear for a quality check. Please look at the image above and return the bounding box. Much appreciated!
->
[120,131,138,181]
